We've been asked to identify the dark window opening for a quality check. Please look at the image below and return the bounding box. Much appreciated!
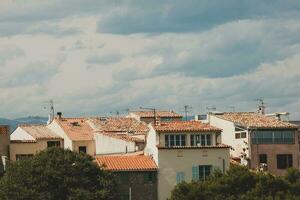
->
[16,154,33,161]
[79,146,87,154]
[144,172,156,184]
[199,165,212,180]
[277,154,293,169]
[259,154,267,164]
[47,141,61,148]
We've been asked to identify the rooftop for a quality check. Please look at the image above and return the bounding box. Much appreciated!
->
[215,112,298,129]
[55,118,94,141]
[131,110,182,118]
[155,121,221,132]
[20,125,62,140]
[95,154,158,171]
[90,117,149,135]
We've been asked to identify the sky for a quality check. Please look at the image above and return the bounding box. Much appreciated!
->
[0,0,300,119]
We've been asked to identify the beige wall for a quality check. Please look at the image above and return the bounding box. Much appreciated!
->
[10,139,63,161]
[72,140,95,156]
[158,148,230,200]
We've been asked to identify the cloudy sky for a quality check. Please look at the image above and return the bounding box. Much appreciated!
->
[0,0,300,119]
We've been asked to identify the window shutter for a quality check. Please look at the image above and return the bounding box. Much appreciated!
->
[192,166,199,181]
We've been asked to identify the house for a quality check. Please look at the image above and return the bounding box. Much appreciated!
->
[95,153,158,200]
[209,112,299,175]
[129,110,182,124]
[154,121,230,200]
[10,125,63,161]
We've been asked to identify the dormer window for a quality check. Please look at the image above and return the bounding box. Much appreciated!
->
[190,134,212,146]
[165,135,186,147]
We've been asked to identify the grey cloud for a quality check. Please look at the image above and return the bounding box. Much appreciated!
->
[0,47,24,65]
[86,53,122,65]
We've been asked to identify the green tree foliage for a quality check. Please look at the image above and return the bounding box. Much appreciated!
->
[170,166,300,200]
[0,148,116,200]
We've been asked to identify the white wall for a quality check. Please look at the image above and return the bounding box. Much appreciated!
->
[10,127,35,141]
[94,132,136,155]
[144,124,158,165]
[48,120,73,150]
[209,115,249,158]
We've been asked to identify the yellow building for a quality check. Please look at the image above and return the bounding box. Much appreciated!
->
[154,121,230,200]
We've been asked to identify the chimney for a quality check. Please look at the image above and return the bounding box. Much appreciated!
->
[57,112,62,120]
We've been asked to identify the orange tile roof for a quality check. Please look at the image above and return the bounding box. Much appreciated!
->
[155,121,221,132]
[95,155,158,171]
[132,111,182,118]
[55,118,94,141]
[216,112,298,129]
[0,125,9,134]
[97,132,145,143]
[20,125,62,140]
[157,144,231,149]
[90,117,149,135]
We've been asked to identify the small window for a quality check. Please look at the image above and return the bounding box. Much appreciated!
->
[79,146,87,154]
[259,154,267,164]
[199,165,212,180]
[241,132,247,138]
[47,141,61,148]
[144,172,155,184]
[235,133,241,139]
[176,172,185,184]
[277,154,293,169]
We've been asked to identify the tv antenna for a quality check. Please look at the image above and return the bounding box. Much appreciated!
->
[256,98,266,115]
[182,105,192,121]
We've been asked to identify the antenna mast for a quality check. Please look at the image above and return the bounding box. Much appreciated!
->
[183,105,192,121]
[257,98,266,115]
[46,100,54,124]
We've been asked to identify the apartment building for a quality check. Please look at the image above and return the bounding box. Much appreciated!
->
[154,121,230,200]
[209,112,299,175]
[96,153,158,200]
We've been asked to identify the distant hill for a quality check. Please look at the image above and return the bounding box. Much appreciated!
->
[0,116,48,133]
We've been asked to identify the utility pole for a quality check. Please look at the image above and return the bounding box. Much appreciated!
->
[140,107,156,126]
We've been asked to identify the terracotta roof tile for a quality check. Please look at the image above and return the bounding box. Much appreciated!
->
[55,118,94,141]
[20,125,62,140]
[90,117,149,135]
[155,121,221,132]
[216,112,298,129]
[95,155,158,171]
[132,111,182,118]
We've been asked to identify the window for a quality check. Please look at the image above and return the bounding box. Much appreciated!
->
[78,146,87,154]
[277,154,293,169]
[252,130,295,144]
[165,135,186,147]
[199,165,212,180]
[144,172,155,184]
[176,172,185,184]
[235,132,246,139]
[192,165,212,181]
[47,141,60,148]
[190,134,212,146]
[16,154,33,161]
[259,154,267,164]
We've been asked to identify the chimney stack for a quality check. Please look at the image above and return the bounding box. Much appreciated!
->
[57,112,62,120]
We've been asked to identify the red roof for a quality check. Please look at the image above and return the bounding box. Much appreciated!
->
[55,118,94,141]
[155,121,221,132]
[95,155,158,171]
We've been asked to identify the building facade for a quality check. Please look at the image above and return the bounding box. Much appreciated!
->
[209,112,299,175]
[95,154,158,200]
[129,111,183,124]
[154,121,230,200]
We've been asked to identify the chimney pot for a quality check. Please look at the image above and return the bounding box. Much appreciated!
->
[57,112,62,119]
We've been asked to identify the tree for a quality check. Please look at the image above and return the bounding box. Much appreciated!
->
[0,148,116,200]
[170,166,300,200]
